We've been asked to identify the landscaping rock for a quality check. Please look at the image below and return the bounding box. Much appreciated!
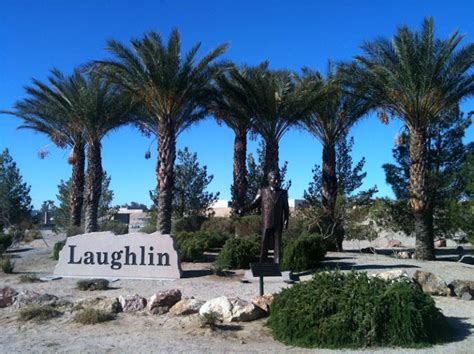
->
[0,287,17,308]
[119,294,147,312]
[413,271,450,296]
[397,251,413,259]
[461,292,473,301]
[448,280,474,298]
[251,294,274,313]
[387,239,402,248]
[229,298,264,322]
[169,298,204,316]
[199,296,264,322]
[458,255,474,265]
[14,291,61,308]
[375,270,409,281]
[434,239,446,248]
[199,296,232,322]
[148,289,181,315]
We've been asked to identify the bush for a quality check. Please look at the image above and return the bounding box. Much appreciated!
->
[175,232,206,262]
[0,233,13,254]
[23,229,42,243]
[140,224,157,234]
[267,271,452,348]
[74,308,116,325]
[67,225,84,237]
[200,217,235,237]
[283,216,308,239]
[76,279,109,291]
[216,237,260,269]
[19,305,62,322]
[281,234,327,272]
[53,240,66,260]
[233,215,261,237]
[99,220,128,235]
[172,216,207,233]
[0,256,14,273]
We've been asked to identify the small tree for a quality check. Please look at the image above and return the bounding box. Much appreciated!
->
[152,148,219,218]
[0,149,32,230]
[55,172,113,228]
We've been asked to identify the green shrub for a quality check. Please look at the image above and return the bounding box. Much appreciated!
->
[67,225,84,237]
[200,217,235,237]
[172,216,207,233]
[281,234,326,272]
[99,220,128,235]
[233,215,261,237]
[216,237,259,269]
[53,241,66,260]
[140,224,157,234]
[23,229,42,243]
[267,271,452,348]
[0,233,13,254]
[283,216,308,239]
[0,256,14,273]
[19,305,62,322]
[74,308,116,325]
[76,279,109,291]
[19,274,41,283]
[177,234,205,262]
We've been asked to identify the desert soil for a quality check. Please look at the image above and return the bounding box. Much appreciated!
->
[0,231,473,353]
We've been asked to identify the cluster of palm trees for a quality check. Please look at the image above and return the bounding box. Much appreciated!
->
[4,18,473,260]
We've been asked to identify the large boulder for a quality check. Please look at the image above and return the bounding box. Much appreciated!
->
[148,289,181,315]
[169,298,204,316]
[14,291,63,308]
[199,296,264,322]
[375,270,409,282]
[119,294,147,312]
[0,287,17,308]
[251,294,274,313]
[413,271,450,296]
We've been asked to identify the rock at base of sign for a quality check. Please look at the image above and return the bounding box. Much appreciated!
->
[119,294,147,312]
[199,296,264,322]
[169,298,204,316]
[148,289,181,315]
[241,270,297,283]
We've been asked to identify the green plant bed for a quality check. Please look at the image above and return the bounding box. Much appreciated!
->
[267,271,452,349]
[19,305,62,322]
[281,234,326,272]
[216,237,259,269]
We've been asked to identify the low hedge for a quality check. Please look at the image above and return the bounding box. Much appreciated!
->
[267,271,452,348]
[281,234,326,272]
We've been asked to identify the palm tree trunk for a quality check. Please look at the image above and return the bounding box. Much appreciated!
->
[231,127,248,213]
[409,127,435,260]
[84,140,103,233]
[156,119,176,234]
[322,141,341,250]
[69,141,85,228]
[263,140,279,181]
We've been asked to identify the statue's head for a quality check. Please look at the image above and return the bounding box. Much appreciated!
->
[267,171,280,188]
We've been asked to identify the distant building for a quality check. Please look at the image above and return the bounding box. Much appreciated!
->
[210,199,304,217]
[113,208,150,232]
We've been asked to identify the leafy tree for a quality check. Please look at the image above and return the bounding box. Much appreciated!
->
[55,172,114,228]
[347,17,474,259]
[4,69,86,227]
[298,65,371,251]
[381,109,473,240]
[0,149,32,230]
[171,147,219,217]
[95,29,228,234]
[303,136,377,245]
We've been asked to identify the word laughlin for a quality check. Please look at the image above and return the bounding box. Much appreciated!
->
[68,245,171,270]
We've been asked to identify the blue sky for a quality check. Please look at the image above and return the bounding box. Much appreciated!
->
[1,0,473,209]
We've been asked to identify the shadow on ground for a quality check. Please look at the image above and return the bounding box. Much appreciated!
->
[445,317,474,343]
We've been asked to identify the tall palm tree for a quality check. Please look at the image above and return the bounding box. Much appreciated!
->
[216,62,303,181]
[207,66,253,213]
[72,70,136,233]
[298,65,371,251]
[94,29,228,234]
[347,17,474,260]
[3,69,86,228]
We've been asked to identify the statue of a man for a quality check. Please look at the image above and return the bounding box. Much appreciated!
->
[244,171,289,264]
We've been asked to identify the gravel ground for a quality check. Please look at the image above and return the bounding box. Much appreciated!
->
[0,231,473,353]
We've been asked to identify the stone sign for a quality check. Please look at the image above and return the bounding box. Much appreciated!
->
[54,231,181,279]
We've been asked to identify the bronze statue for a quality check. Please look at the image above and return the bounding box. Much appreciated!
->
[242,171,289,264]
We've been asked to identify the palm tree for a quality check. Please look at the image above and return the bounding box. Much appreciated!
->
[298,65,371,251]
[94,29,228,234]
[216,62,303,181]
[3,69,86,228]
[347,17,474,260]
[207,66,253,213]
